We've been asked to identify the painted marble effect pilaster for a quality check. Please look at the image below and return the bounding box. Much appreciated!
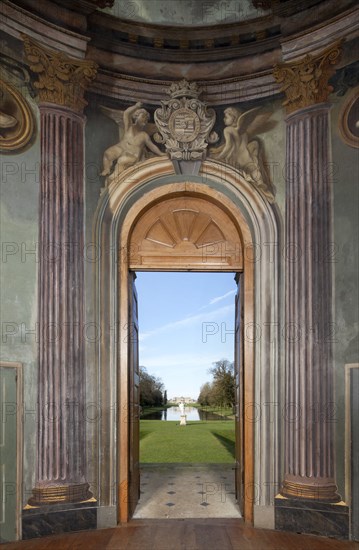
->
[29,105,92,505]
[281,103,340,502]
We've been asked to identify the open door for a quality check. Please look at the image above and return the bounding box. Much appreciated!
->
[234,272,244,515]
[128,271,140,518]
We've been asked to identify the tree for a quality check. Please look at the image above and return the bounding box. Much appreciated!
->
[163,390,167,405]
[198,382,213,406]
[209,359,235,408]
[197,359,235,408]
[139,366,165,407]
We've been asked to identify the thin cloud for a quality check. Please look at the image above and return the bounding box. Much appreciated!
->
[195,288,236,312]
[209,289,236,305]
[140,304,234,342]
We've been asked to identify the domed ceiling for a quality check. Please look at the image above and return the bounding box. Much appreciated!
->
[103,0,269,26]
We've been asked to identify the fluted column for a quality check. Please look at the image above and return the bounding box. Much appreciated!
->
[274,42,341,502]
[23,36,97,505]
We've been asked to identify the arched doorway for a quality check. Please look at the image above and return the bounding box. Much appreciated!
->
[120,190,250,522]
[93,158,281,528]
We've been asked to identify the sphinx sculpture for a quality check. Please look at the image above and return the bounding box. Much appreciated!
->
[210,107,276,202]
[101,102,166,185]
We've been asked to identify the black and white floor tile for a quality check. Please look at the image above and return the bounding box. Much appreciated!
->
[133,464,241,519]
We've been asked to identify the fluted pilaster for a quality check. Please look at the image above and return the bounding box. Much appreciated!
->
[274,43,341,502]
[281,103,340,501]
[23,36,97,505]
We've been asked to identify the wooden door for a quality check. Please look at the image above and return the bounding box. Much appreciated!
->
[234,273,244,515]
[128,196,243,272]
[128,272,140,518]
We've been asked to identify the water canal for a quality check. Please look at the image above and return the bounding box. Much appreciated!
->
[141,405,232,421]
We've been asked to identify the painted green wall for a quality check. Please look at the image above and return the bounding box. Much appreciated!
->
[331,95,359,499]
[0,77,40,505]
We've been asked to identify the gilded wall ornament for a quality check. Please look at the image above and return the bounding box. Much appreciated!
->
[154,80,218,162]
[210,106,277,202]
[273,42,342,114]
[0,79,35,152]
[338,86,359,149]
[22,35,98,113]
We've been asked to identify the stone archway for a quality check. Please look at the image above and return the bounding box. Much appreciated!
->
[119,184,251,522]
[92,157,282,529]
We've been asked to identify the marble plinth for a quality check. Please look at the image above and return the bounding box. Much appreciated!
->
[22,500,97,540]
[274,495,349,540]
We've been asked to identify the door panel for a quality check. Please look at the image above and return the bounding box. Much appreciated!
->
[234,273,244,515]
[0,366,19,542]
[128,196,243,271]
[128,272,140,518]
[350,366,359,540]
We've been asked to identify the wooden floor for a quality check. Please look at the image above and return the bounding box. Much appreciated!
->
[3,520,359,550]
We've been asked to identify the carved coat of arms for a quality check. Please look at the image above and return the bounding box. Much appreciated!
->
[154,80,218,163]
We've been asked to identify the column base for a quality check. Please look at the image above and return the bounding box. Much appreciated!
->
[275,495,349,540]
[28,482,93,505]
[22,499,97,540]
[281,475,341,502]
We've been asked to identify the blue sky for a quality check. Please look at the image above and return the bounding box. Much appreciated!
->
[135,272,236,400]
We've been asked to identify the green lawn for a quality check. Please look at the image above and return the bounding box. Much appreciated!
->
[140,420,235,463]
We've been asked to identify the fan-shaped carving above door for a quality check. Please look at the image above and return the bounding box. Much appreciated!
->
[128,196,243,270]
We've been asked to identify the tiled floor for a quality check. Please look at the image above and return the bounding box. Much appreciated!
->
[133,464,241,519]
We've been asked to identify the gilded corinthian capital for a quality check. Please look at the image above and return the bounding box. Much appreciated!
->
[273,42,342,114]
[22,36,98,113]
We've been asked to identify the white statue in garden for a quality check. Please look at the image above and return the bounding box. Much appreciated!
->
[179,401,186,425]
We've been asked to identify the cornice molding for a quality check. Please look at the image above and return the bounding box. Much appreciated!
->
[1,1,356,105]
[0,1,89,59]
[273,41,342,113]
[89,69,279,106]
[87,10,278,54]
[280,6,359,61]
[22,35,98,112]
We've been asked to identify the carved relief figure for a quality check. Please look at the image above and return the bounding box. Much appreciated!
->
[210,106,276,201]
[101,102,166,185]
